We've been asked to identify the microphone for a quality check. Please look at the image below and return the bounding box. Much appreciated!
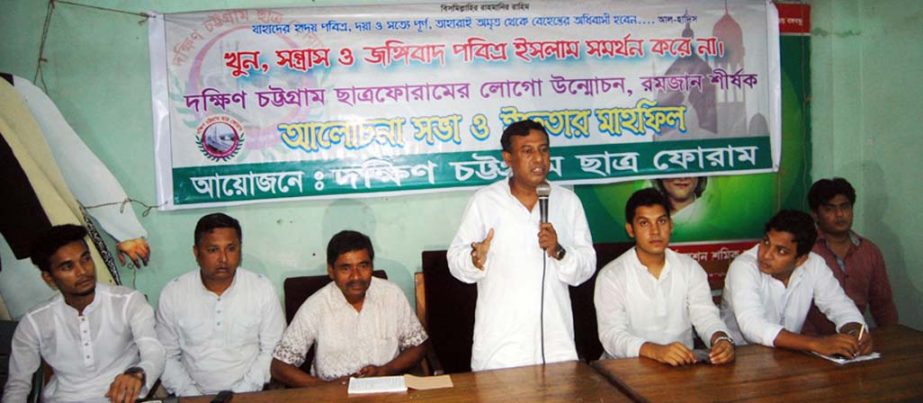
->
[535,181,551,365]
[536,182,551,223]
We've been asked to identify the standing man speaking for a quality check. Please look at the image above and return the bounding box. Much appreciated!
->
[448,120,596,371]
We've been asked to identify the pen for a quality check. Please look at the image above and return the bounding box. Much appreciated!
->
[858,324,866,340]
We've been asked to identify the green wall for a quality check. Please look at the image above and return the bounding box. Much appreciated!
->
[2,0,920,331]
[810,0,923,330]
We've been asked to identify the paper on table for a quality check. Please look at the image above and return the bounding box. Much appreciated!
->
[404,374,454,390]
[347,376,407,394]
[812,351,881,365]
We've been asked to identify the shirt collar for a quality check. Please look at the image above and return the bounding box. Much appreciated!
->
[501,177,544,214]
[331,276,377,310]
[59,283,102,315]
[815,229,862,249]
[84,287,101,313]
[197,269,240,296]
[848,231,861,246]
[629,247,672,280]
[787,264,805,288]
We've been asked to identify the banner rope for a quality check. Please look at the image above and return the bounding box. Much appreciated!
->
[56,0,153,18]
[33,0,55,90]
[34,0,151,91]
[32,0,161,224]
[83,198,162,218]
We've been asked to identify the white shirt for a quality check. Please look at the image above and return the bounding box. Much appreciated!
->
[447,180,596,371]
[595,247,728,358]
[2,283,164,403]
[720,245,866,347]
[272,277,427,381]
[156,268,285,396]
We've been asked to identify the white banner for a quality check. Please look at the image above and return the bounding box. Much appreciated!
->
[149,0,780,209]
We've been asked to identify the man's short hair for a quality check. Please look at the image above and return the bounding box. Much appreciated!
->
[625,188,671,223]
[30,224,88,272]
[765,210,817,257]
[652,177,708,198]
[326,230,375,267]
[194,213,242,245]
[500,120,548,152]
[807,177,856,211]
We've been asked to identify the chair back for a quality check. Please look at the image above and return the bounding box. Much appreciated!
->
[0,320,44,402]
[1,320,17,395]
[420,251,476,374]
[418,242,635,371]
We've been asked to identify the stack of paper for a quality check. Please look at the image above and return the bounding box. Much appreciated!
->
[812,351,881,365]
[346,374,455,394]
[347,376,407,394]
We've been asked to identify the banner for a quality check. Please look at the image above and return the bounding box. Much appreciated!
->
[576,2,808,244]
[149,0,781,209]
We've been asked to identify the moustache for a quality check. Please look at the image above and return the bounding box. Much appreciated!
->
[346,280,369,289]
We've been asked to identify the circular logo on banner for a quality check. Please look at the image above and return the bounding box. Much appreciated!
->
[196,115,245,162]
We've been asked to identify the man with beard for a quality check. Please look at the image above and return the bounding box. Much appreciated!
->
[801,178,898,335]
[3,225,164,403]
[156,213,285,396]
[447,120,595,370]
[271,230,427,386]
[721,210,873,358]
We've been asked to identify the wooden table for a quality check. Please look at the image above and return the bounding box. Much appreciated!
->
[591,325,923,402]
[181,360,630,402]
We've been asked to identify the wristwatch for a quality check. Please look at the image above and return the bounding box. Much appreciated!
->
[713,335,734,345]
[554,244,566,260]
[124,366,146,385]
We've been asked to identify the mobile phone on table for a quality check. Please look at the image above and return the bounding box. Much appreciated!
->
[693,349,711,364]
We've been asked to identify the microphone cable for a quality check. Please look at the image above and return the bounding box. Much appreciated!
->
[541,250,546,365]
[536,181,551,366]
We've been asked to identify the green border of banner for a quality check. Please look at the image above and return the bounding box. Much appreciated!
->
[174,136,771,204]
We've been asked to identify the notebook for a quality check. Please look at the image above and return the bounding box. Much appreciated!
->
[812,351,881,365]
[347,375,407,394]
